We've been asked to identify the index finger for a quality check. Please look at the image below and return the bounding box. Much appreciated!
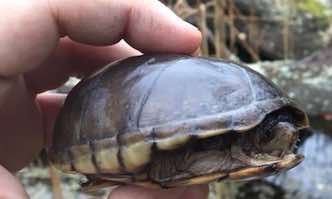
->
[0,0,201,77]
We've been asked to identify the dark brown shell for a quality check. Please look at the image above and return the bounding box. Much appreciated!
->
[49,54,308,174]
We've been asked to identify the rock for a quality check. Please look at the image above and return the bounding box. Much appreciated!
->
[249,41,332,115]
[233,0,331,60]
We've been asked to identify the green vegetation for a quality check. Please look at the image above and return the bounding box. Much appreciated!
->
[295,0,329,17]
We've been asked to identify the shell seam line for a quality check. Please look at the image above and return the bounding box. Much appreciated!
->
[244,69,256,101]
[136,65,170,128]
[238,64,256,102]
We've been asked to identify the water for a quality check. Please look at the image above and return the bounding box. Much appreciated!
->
[271,130,332,199]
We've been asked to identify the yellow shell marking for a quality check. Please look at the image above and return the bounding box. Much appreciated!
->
[121,141,152,171]
[52,162,73,173]
[194,128,230,139]
[70,145,97,174]
[94,139,121,173]
[156,134,190,150]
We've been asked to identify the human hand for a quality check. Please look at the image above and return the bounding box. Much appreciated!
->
[0,0,205,198]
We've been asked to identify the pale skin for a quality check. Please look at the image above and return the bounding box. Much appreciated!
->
[0,0,208,198]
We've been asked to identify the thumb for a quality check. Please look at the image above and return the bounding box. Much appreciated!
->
[0,165,29,199]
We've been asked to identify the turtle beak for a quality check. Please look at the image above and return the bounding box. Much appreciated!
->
[227,153,304,181]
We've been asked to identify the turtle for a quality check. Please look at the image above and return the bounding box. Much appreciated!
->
[48,54,309,192]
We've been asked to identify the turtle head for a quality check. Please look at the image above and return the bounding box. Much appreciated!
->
[255,121,299,158]
[229,110,309,180]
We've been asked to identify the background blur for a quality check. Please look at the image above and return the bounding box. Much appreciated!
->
[19,0,332,198]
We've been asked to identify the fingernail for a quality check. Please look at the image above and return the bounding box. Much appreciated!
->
[183,21,199,31]
[192,48,202,56]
